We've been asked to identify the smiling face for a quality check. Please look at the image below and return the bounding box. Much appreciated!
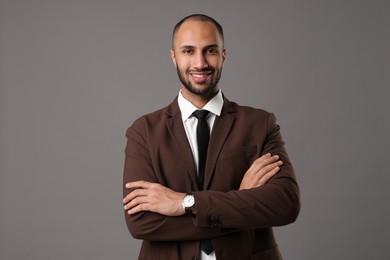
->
[171,20,226,104]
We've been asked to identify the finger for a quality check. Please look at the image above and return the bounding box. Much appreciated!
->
[250,155,280,176]
[124,195,149,211]
[251,165,281,188]
[245,153,272,176]
[125,180,154,189]
[262,155,280,167]
[127,202,148,215]
[127,194,165,215]
[257,166,281,186]
[251,153,272,168]
[123,188,147,204]
[255,154,279,169]
[261,160,283,175]
[255,160,283,179]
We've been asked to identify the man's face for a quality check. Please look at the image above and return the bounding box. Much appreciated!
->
[171,20,226,98]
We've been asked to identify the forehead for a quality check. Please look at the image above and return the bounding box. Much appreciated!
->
[173,20,223,48]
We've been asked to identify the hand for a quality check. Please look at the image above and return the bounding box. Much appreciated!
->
[123,181,186,216]
[239,153,283,190]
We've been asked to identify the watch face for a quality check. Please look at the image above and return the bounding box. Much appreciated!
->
[183,195,195,207]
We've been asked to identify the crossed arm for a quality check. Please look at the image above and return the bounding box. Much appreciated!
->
[123,153,283,217]
[123,112,300,241]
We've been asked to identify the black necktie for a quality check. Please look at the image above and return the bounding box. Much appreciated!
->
[192,110,214,255]
[192,110,210,190]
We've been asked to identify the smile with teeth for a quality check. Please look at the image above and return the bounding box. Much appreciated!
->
[189,71,212,82]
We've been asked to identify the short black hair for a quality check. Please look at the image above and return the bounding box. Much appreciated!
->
[172,14,224,48]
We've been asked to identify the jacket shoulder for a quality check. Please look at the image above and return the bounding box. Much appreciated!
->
[228,100,272,119]
[129,98,179,131]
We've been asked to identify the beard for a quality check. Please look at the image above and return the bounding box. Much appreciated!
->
[176,66,222,97]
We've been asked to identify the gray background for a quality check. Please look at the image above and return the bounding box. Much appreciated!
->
[0,0,389,259]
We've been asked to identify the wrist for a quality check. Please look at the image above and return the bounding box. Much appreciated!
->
[181,194,195,216]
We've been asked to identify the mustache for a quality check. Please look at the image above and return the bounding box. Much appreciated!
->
[187,68,215,73]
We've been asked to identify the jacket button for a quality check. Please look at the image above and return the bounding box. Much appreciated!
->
[208,218,221,227]
[191,256,199,260]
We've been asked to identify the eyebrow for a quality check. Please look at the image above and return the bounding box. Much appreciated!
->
[179,44,221,50]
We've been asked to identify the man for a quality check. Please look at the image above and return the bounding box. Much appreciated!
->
[123,14,300,260]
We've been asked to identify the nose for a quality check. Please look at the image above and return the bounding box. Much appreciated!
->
[193,52,208,70]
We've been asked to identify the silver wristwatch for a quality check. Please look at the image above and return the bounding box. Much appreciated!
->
[182,194,195,215]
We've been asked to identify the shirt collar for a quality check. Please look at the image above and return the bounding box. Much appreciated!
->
[178,90,224,122]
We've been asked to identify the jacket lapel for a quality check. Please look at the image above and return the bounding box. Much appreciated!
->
[204,97,236,189]
[165,98,199,189]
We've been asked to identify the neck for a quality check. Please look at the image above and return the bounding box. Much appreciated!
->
[181,87,219,109]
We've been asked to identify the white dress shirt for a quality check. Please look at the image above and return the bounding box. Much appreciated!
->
[178,90,224,260]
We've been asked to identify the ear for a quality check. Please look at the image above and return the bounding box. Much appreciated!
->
[170,49,177,68]
[222,48,227,66]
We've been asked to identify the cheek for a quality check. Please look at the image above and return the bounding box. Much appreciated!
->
[208,57,223,68]
[175,55,191,67]
[176,64,187,75]
[175,61,188,72]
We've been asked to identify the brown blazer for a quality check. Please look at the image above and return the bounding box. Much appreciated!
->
[123,95,300,260]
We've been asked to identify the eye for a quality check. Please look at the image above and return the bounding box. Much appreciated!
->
[207,48,218,55]
[183,49,193,54]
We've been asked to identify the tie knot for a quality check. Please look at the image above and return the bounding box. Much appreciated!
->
[192,110,209,120]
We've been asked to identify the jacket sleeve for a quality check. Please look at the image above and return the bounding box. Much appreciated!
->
[123,118,234,241]
[193,113,300,229]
